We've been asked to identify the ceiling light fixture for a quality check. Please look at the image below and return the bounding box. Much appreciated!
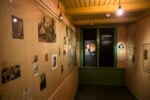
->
[58,12,63,21]
[58,0,63,21]
[106,13,111,18]
[117,0,123,16]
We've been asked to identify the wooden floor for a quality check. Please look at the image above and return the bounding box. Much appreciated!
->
[75,85,137,100]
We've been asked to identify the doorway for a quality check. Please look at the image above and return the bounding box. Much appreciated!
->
[83,29,97,66]
[99,28,114,67]
[82,28,115,67]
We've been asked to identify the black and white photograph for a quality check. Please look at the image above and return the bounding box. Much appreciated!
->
[12,15,24,39]
[33,55,39,76]
[38,16,56,43]
[40,73,46,91]
[143,43,150,72]
[1,65,21,84]
[45,53,48,61]
[52,54,57,70]
[23,86,32,100]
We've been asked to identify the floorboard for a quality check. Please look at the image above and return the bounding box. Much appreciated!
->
[75,85,137,100]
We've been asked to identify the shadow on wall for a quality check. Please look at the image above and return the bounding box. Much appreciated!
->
[0,94,2,100]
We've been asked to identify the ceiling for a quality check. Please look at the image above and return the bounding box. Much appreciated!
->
[59,0,150,26]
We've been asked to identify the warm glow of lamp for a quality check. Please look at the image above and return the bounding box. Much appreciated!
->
[117,6,123,16]
[117,0,123,16]
[58,0,63,21]
[118,44,124,49]
[58,12,63,21]
[13,17,18,23]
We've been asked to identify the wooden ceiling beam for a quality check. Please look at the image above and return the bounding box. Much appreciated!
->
[73,17,138,25]
[65,1,150,15]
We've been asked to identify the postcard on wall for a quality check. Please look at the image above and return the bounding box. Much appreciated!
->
[66,26,68,37]
[52,54,57,70]
[40,73,46,91]
[12,15,24,39]
[45,53,48,62]
[1,65,21,84]
[127,47,135,63]
[23,86,32,100]
[143,43,150,72]
[33,55,39,76]
[38,16,56,43]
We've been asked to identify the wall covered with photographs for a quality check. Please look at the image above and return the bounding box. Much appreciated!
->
[125,15,150,100]
[0,0,77,100]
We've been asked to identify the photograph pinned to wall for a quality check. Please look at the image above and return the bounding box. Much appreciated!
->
[45,53,48,62]
[38,16,56,43]
[33,55,39,76]
[143,43,150,72]
[64,37,66,44]
[52,54,57,70]
[23,86,32,100]
[63,50,66,56]
[40,73,46,91]
[127,47,135,63]
[1,65,21,84]
[66,26,68,37]
[12,15,24,39]
[68,38,71,45]
[59,48,61,56]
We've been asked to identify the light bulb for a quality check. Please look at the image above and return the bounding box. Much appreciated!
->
[13,18,18,23]
[117,6,123,16]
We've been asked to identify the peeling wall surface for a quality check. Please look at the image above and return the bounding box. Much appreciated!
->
[0,0,78,100]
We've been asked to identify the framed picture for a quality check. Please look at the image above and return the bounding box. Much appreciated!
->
[52,54,57,70]
[143,43,150,72]
[33,55,39,76]
[45,53,48,61]
[38,16,56,43]
[40,73,46,91]
[1,65,21,84]
[127,47,135,63]
[12,15,24,39]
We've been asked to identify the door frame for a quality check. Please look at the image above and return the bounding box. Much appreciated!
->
[80,26,117,67]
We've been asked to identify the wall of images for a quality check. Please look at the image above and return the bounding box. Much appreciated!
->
[0,0,77,99]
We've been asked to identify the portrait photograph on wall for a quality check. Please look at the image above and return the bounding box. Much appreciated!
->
[40,73,46,91]
[23,86,32,100]
[45,53,48,62]
[127,47,135,63]
[38,16,56,43]
[12,15,24,39]
[33,55,39,76]
[52,54,57,70]
[143,43,150,72]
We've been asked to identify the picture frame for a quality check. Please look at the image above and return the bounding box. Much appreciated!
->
[127,47,135,63]
[52,54,57,70]
[143,43,150,72]
[12,15,24,39]
[38,16,56,43]
[40,73,46,91]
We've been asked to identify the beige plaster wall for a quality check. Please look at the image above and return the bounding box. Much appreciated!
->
[117,25,127,68]
[0,0,78,100]
[126,15,150,100]
[48,67,78,100]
